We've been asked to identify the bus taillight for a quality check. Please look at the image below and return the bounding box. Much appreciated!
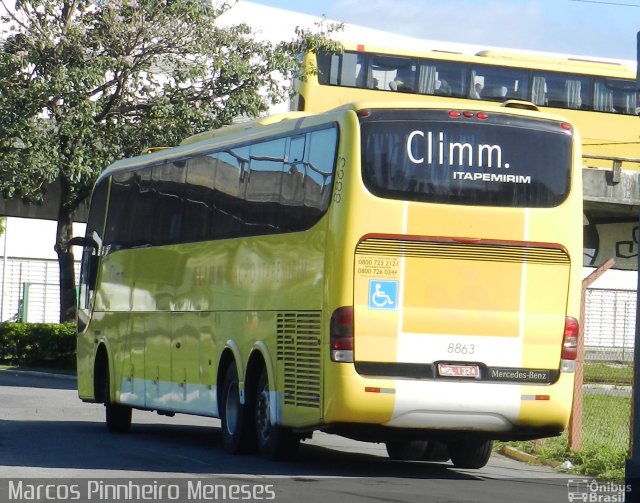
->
[561,316,579,360]
[330,306,354,363]
[448,110,489,120]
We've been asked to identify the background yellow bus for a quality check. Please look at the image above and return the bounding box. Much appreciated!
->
[74,100,582,469]
[295,43,638,170]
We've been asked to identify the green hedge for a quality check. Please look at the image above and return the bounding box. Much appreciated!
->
[0,322,76,368]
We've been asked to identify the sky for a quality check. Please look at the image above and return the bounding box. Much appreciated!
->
[247,0,640,62]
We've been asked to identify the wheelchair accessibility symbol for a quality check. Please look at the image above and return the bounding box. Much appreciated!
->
[368,280,398,310]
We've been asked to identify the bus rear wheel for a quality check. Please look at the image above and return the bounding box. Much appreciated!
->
[220,361,254,454]
[385,440,428,460]
[254,369,300,460]
[423,440,450,462]
[103,366,132,433]
[448,439,493,469]
[386,439,451,462]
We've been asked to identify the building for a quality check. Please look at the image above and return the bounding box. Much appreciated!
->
[0,2,635,359]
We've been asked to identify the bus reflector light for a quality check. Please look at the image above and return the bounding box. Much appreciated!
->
[476,112,489,120]
[330,306,354,363]
[463,111,474,118]
[561,122,572,131]
[535,395,550,401]
[561,316,579,360]
[448,110,461,118]
[357,109,371,118]
[365,387,381,393]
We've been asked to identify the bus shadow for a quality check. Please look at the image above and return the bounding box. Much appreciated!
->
[0,418,478,480]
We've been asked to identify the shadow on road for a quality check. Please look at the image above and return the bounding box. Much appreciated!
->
[0,370,76,391]
[0,418,479,480]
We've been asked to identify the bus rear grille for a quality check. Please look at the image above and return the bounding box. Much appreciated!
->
[356,238,570,265]
[276,311,321,408]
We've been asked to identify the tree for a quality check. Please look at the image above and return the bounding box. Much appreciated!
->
[0,0,340,322]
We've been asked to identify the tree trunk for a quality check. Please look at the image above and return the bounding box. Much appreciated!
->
[55,177,77,323]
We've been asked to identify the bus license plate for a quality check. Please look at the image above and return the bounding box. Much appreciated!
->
[438,363,480,379]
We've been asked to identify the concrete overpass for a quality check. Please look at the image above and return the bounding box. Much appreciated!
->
[0,162,637,270]
[0,181,88,223]
[583,156,640,271]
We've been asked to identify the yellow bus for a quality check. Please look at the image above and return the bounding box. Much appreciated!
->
[73,100,582,469]
[295,42,638,170]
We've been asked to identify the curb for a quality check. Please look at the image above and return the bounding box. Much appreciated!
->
[498,445,561,469]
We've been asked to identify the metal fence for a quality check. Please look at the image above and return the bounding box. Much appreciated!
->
[584,288,636,362]
[571,287,636,458]
[0,257,80,323]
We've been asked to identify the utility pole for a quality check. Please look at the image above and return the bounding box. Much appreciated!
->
[624,28,640,497]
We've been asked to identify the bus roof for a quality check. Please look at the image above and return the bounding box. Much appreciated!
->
[97,111,324,184]
[179,112,312,146]
[96,100,575,186]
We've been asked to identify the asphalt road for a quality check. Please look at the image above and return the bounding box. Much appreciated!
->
[0,370,576,503]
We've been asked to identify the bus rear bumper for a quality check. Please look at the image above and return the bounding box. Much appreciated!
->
[323,364,574,438]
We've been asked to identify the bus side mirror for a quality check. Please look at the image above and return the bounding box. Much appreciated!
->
[68,237,99,291]
[68,236,98,252]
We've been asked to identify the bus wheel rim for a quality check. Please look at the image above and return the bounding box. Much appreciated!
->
[256,383,271,443]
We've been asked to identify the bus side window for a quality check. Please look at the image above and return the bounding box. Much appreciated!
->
[129,168,153,247]
[104,172,134,249]
[531,73,593,110]
[368,55,412,91]
[152,161,186,246]
[317,50,365,88]
[304,128,337,224]
[595,78,639,114]
[215,147,249,239]
[246,138,286,233]
[391,65,417,93]
[183,153,217,243]
[316,50,335,85]
[472,65,530,101]
[341,52,365,87]
[281,135,306,232]
[415,60,467,97]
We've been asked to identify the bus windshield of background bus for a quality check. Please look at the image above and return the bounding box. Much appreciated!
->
[360,110,572,207]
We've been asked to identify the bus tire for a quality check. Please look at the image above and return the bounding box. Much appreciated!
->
[422,440,450,462]
[103,366,132,433]
[385,440,428,460]
[220,361,253,454]
[254,369,300,460]
[448,439,493,469]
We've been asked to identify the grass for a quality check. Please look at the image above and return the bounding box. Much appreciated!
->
[501,392,630,480]
[584,363,633,386]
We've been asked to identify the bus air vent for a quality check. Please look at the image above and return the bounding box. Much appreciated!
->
[276,311,322,409]
[356,238,570,265]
